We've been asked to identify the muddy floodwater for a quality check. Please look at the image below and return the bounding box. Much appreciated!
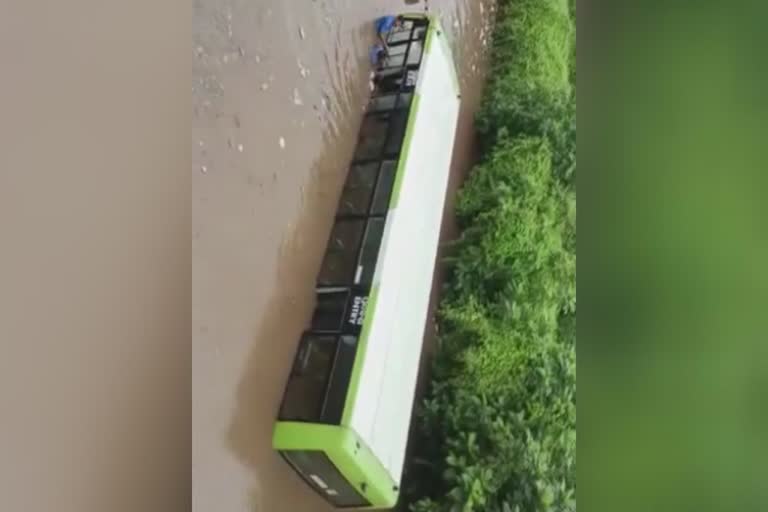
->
[192,0,495,510]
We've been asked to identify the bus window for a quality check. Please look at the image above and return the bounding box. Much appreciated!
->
[388,42,408,57]
[338,162,378,215]
[389,32,409,44]
[384,45,407,68]
[396,92,414,109]
[354,114,389,160]
[406,41,424,65]
[386,54,406,68]
[368,94,398,113]
[369,91,413,115]
[376,70,418,95]
[355,218,386,285]
[383,36,423,70]
[320,335,358,424]
[279,334,337,422]
[384,109,409,155]
[388,22,414,44]
[371,160,397,214]
[311,290,350,331]
[318,220,365,285]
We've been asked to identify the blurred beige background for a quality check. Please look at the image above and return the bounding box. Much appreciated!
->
[0,2,190,511]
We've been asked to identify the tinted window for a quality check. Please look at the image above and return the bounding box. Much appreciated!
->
[384,109,409,155]
[311,290,349,331]
[320,335,358,424]
[388,25,413,44]
[383,48,406,69]
[377,74,405,94]
[396,92,414,109]
[388,42,408,57]
[279,335,338,422]
[355,218,386,285]
[318,220,365,285]
[406,40,424,65]
[368,94,397,113]
[371,160,397,214]
[337,163,377,215]
[354,115,389,161]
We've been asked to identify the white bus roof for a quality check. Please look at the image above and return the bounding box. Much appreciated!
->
[342,19,460,483]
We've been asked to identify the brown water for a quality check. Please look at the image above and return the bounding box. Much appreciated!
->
[192,1,495,510]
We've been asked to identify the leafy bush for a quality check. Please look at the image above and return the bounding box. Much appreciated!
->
[402,2,576,512]
[449,136,575,321]
[413,383,576,512]
[484,0,573,97]
[477,0,574,137]
[476,0,576,185]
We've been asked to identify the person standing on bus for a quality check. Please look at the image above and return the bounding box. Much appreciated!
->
[374,15,405,54]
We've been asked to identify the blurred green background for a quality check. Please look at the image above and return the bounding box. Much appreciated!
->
[580,2,768,511]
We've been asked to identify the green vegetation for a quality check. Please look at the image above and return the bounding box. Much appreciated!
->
[404,1,575,511]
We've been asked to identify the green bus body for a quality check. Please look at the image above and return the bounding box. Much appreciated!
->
[273,14,460,509]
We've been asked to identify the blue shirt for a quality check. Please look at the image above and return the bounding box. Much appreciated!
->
[375,16,397,34]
